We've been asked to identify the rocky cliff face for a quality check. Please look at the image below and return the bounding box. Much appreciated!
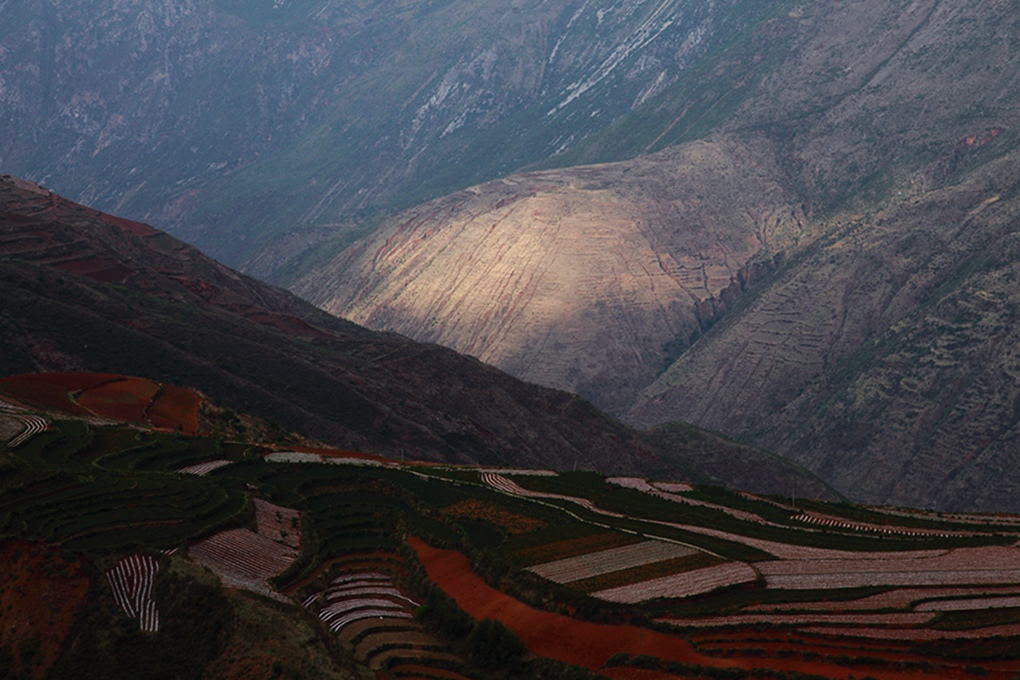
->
[0,0,772,265]
[295,134,814,413]
[296,0,1020,510]
[630,150,1020,512]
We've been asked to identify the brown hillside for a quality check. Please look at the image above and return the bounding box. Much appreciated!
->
[0,175,837,497]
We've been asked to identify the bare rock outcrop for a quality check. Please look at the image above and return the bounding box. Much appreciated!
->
[295,135,814,414]
[630,150,1020,512]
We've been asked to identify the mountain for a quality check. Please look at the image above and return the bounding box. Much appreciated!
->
[629,150,1020,513]
[292,134,812,414]
[0,0,784,266]
[293,0,1020,511]
[0,173,834,497]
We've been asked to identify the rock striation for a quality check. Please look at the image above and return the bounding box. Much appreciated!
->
[296,135,813,413]
[296,0,1020,511]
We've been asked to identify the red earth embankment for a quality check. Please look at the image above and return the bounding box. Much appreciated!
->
[409,536,737,671]
[0,541,91,679]
[409,537,1016,679]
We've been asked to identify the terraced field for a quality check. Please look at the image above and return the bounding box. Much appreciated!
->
[298,552,468,677]
[4,375,1020,678]
[0,426,253,549]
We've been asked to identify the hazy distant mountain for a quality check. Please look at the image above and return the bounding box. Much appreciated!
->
[0,0,778,265]
[294,0,1020,511]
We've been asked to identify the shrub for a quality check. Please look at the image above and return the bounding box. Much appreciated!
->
[465,618,524,670]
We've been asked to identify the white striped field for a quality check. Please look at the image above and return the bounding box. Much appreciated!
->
[188,527,298,599]
[106,554,161,633]
[325,609,413,634]
[7,414,47,447]
[307,567,421,637]
[264,452,384,466]
[176,459,232,476]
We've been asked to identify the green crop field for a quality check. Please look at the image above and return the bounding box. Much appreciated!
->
[4,402,1020,680]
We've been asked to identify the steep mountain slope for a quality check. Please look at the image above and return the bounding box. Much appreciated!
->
[0,174,834,497]
[0,0,782,266]
[630,150,1020,512]
[295,0,1020,510]
[295,134,814,413]
[0,173,639,472]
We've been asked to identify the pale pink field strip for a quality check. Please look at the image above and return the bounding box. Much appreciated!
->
[254,497,302,547]
[658,612,935,628]
[189,527,298,589]
[592,562,758,603]
[756,545,1020,588]
[802,623,1020,640]
[744,587,1020,612]
[528,540,696,583]
[762,569,1020,590]
[758,545,1020,573]
[915,595,1020,611]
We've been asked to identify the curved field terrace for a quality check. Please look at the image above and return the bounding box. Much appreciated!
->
[300,553,462,674]
[408,536,972,678]
[0,373,201,433]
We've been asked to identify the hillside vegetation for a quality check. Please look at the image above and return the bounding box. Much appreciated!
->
[3,376,1020,678]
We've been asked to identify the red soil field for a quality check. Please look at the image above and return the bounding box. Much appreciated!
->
[0,541,90,679]
[410,536,740,671]
[76,377,160,422]
[409,537,1009,680]
[0,373,203,433]
[0,372,117,415]
[146,385,201,433]
[600,669,683,680]
[100,212,159,237]
[51,255,134,283]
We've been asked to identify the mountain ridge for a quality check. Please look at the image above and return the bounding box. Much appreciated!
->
[292,0,1020,511]
[0,173,834,498]
[0,0,785,265]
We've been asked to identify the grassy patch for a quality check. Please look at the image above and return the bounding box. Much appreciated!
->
[934,607,1020,631]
